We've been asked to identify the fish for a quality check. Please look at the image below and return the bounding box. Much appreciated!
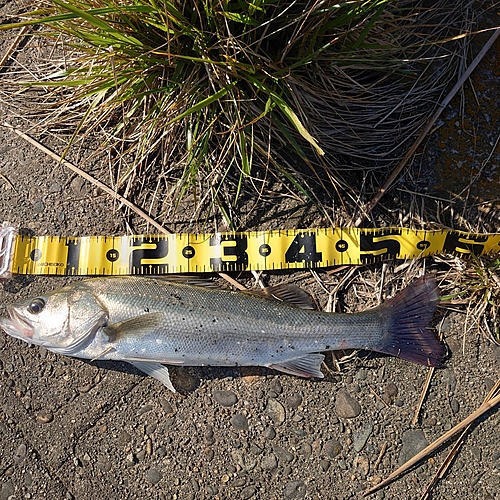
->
[0,275,445,392]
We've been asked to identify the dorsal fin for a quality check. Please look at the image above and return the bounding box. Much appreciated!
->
[249,284,316,310]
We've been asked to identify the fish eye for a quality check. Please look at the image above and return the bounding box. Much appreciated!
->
[28,298,46,315]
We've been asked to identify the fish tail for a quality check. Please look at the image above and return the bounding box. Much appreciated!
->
[375,275,445,367]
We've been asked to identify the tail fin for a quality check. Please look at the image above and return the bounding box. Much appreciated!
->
[375,275,445,367]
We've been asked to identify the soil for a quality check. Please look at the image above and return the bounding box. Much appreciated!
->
[0,3,499,500]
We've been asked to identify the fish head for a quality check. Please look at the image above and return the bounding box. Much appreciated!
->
[0,284,108,355]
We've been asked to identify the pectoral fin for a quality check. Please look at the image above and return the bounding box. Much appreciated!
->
[129,361,176,393]
[103,313,164,340]
[269,353,325,378]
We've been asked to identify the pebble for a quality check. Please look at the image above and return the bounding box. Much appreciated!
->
[272,444,294,463]
[356,368,367,381]
[320,459,330,472]
[286,393,303,409]
[13,443,27,464]
[265,399,286,425]
[270,379,283,394]
[240,486,257,499]
[70,177,86,195]
[450,398,460,414]
[383,382,398,404]
[353,423,373,452]
[231,414,249,431]
[264,427,276,440]
[322,439,342,458]
[204,426,215,445]
[284,480,306,500]
[354,454,370,477]
[260,454,278,470]
[32,199,45,214]
[213,390,238,407]
[146,467,162,484]
[399,430,428,466]
[159,398,174,414]
[49,182,61,193]
[36,410,54,423]
[138,404,154,416]
[335,390,361,419]
[0,480,14,500]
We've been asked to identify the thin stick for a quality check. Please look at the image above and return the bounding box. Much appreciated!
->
[4,123,170,235]
[354,27,500,227]
[420,378,500,499]
[0,26,30,71]
[363,382,500,496]
[411,366,435,426]
[5,124,252,292]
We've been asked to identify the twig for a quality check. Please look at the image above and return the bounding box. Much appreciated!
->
[3,123,170,235]
[411,367,435,427]
[363,378,500,496]
[0,26,30,71]
[354,27,500,227]
[373,442,387,470]
[419,378,500,500]
[411,316,446,426]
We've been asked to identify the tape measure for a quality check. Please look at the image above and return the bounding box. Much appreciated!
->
[0,223,499,277]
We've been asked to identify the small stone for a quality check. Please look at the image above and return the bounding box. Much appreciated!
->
[240,486,257,500]
[146,467,162,484]
[270,379,283,394]
[156,446,166,458]
[272,444,294,463]
[356,368,368,381]
[36,410,53,423]
[320,459,330,472]
[335,390,361,419]
[383,382,398,404]
[213,390,238,407]
[286,394,303,409]
[284,480,306,500]
[265,399,286,425]
[118,431,131,445]
[138,404,154,416]
[70,177,86,195]
[33,199,45,214]
[49,183,62,193]
[260,454,278,470]
[13,443,27,464]
[450,398,460,414]
[159,398,174,414]
[204,426,215,445]
[322,439,342,458]
[231,413,249,431]
[399,430,428,466]
[353,423,373,452]
[0,480,14,500]
[354,454,370,477]
[264,427,276,440]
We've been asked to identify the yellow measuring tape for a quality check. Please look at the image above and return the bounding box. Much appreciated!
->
[1,223,499,276]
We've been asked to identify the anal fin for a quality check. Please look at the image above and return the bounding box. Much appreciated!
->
[129,361,176,393]
[269,353,325,378]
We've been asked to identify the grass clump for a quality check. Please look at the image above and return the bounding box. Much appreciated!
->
[1,1,472,222]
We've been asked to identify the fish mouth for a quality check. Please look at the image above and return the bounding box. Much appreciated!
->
[0,307,34,339]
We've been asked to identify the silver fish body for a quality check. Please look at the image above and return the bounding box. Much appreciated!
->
[0,276,445,392]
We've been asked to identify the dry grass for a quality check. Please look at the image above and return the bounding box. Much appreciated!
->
[0,0,482,224]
